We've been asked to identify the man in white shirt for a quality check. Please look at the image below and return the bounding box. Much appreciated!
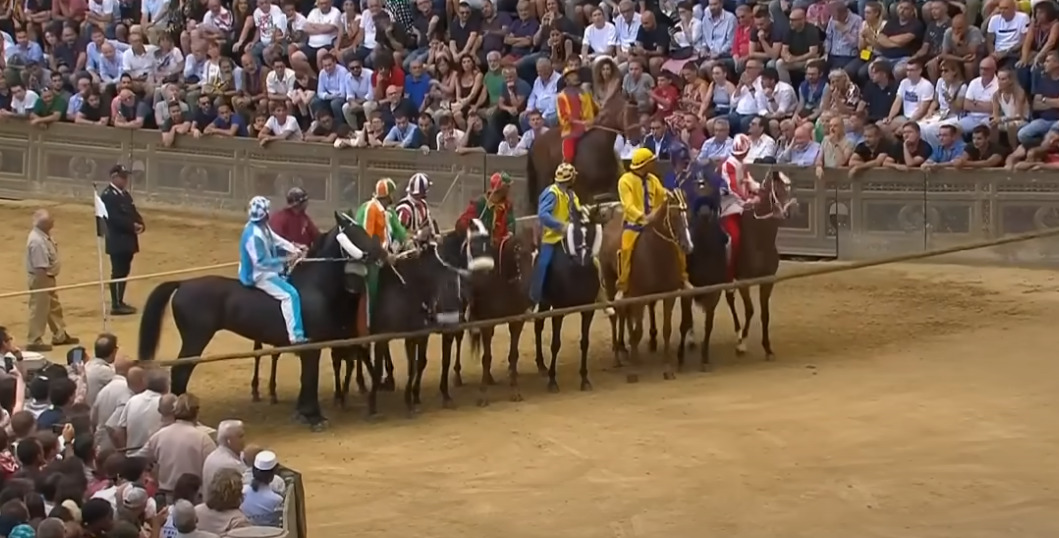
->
[266,57,296,104]
[581,6,618,60]
[84,333,118,405]
[745,116,778,162]
[342,59,373,128]
[729,58,765,134]
[237,0,287,66]
[85,0,117,38]
[516,110,548,150]
[882,59,934,135]
[612,0,640,60]
[353,0,384,68]
[760,68,797,134]
[960,57,999,133]
[986,0,1029,67]
[0,84,38,117]
[115,367,167,450]
[291,0,342,74]
[202,420,247,503]
[93,360,137,451]
[259,102,304,144]
[522,57,560,129]
[121,32,158,94]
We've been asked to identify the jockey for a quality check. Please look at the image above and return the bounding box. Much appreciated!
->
[615,147,692,302]
[394,172,434,236]
[238,196,308,344]
[718,134,758,281]
[353,178,409,326]
[456,171,516,245]
[664,144,725,216]
[556,65,596,163]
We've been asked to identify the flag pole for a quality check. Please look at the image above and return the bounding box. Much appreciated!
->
[92,183,109,331]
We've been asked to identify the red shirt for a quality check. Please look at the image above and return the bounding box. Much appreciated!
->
[734,23,751,59]
[270,207,320,246]
[371,67,406,95]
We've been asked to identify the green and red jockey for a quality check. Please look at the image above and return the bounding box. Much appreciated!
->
[456,171,516,244]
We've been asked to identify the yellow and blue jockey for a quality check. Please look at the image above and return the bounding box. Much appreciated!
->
[615,147,692,301]
[529,162,580,308]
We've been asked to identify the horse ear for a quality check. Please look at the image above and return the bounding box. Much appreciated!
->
[334,211,345,227]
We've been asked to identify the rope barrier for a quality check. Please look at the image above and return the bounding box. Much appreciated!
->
[149,225,1059,367]
[0,262,239,300]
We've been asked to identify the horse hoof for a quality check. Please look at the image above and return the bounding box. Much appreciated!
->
[510,392,524,402]
[453,375,464,387]
[700,363,713,373]
[291,413,309,425]
[405,407,421,419]
[476,397,490,407]
[310,420,330,433]
[364,413,384,423]
[765,353,777,362]
[687,341,697,350]
[442,399,457,410]
[485,374,498,386]
[251,393,261,403]
[648,340,658,352]
[381,379,396,392]
[735,342,748,356]
[663,371,676,381]
[547,382,559,393]
[626,373,639,384]
[269,396,279,405]
[580,380,593,391]
[536,364,548,377]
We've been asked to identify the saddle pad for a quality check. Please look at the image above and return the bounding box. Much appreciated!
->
[345,261,368,277]
[355,295,369,337]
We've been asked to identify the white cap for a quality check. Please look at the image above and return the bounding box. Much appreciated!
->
[254,450,278,471]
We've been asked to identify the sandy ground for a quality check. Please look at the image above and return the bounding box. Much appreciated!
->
[1,200,1059,538]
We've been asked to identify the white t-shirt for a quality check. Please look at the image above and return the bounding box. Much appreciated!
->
[121,45,160,78]
[897,77,934,118]
[582,22,618,55]
[986,11,1029,53]
[964,75,999,120]
[88,0,116,17]
[436,129,466,150]
[12,90,38,115]
[306,7,342,48]
[265,115,303,141]
[254,5,287,45]
[360,11,377,50]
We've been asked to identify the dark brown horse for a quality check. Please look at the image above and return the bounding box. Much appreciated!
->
[599,191,693,382]
[722,170,794,361]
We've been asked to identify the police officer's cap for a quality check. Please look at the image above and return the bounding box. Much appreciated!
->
[109,164,131,177]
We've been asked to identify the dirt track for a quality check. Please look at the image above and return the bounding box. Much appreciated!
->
[2,200,1059,537]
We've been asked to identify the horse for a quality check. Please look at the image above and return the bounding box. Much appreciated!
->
[250,341,362,406]
[361,226,490,416]
[532,203,606,393]
[137,213,385,430]
[465,226,535,406]
[723,170,794,361]
[600,191,694,383]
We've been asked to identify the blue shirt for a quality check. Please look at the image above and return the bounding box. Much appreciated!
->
[1036,72,1059,122]
[11,41,43,64]
[317,65,350,100]
[404,73,430,110]
[799,80,826,111]
[241,484,283,527]
[384,124,417,148]
[212,114,248,136]
[86,40,129,68]
[91,54,124,82]
[701,9,735,56]
[930,142,964,163]
[697,136,733,163]
[779,141,821,166]
[67,93,84,117]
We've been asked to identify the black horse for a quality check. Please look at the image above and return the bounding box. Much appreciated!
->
[137,212,385,430]
[361,227,491,416]
[532,205,606,393]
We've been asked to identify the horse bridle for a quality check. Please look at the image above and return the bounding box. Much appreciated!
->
[750,170,795,220]
[651,190,692,252]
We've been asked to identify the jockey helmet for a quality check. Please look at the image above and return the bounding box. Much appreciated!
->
[488,171,512,193]
[732,133,751,157]
[248,196,270,222]
[554,163,576,183]
[670,144,690,164]
[407,172,431,196]
[374,178,397,199]
[286,186,308,205]
[562,65,579,78]
[629,147,657,171]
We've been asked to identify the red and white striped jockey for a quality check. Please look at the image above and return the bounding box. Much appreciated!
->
[395,172,433,234]
[717,133,759,281]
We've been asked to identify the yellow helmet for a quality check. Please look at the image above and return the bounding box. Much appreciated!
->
[554,163,576,183]
[629,147,657,171]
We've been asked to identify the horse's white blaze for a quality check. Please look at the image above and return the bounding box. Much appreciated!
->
[336,232,364,260]
[436,311,461,325]
[682,215,694,251]
[470,218,488,237]
[591,224,603,257]
[565,222,577,254]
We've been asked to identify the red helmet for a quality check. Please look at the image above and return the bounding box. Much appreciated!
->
[731,134,751,157]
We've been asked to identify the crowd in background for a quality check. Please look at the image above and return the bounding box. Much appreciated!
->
[0,326,287,538]
[2,0,1059,169]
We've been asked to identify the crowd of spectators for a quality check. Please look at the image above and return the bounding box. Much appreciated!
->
[0,326,288,538]
[3,0,1059,169]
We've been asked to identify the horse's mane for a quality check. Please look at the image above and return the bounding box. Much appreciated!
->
[307,226,337,257]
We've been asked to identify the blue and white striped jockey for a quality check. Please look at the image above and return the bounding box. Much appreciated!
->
[238,195,308,344]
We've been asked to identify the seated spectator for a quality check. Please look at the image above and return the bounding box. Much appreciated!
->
[497,124,526,156]
[848,123,896,176]
[991,67,1028,145]
[522,57,559,128]
[170,499,219,538]
[190,96,217,136]
[290,69,317,122]
[74,91,110,125]
[248,113,269,138]
[234,55,268,117]
[919,59,966,147]
[266,57,296,109]
[240,451,283,527]
[872,0,924,80]
[451,54,485,128]
[425,56,457,116]
[817,68,861,138]
[923,124,966,167]
[203,102,248,137]
[728,58,764,134]
[643,118,676,159]
[380,110,415,148]
[777,122,821,165]
[581,6,618,61]
[159,473,203,536]
[0,83,38,118]
[435,112,466,151]
[411,113,437,150]
[343,113,386,147]
[623,59,655,113]
[797,60,827,125]
[517,109,548,150]
[824,0,861,76]
[956,125,1008,167]
[775,117,796,149]
[195,468,250,535]
[614,124,644,159]
[697,116,734,164]
[161,101,193,147]
[66,76,92,122]
[1011,124,1059,168]
[1018,51,1059,146]
[816,116,854,176]
[314,54,351,123]
[940,13,984,81]
[305,108,349,144]
[881,59,933,135]
[960,57,1000,134]
[376,84,416,132]
[112,89,151,130]
[760,67,797,133]
[650,72,679,121]
[985,0,1030,70]
[404,59,432,114]
[885,121,933,170]
[457,114,486,153]
[259,102,304,144]
[776,8,821,84]
[859,59,896,123]
[745,116,778,162]
[29,87,66,126]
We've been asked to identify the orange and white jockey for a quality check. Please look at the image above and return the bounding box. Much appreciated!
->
[717,133,758,281]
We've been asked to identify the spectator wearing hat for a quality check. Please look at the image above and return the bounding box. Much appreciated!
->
[99,165,145,317]
[240,451,283,527]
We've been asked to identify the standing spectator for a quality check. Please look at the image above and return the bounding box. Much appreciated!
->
[824,0,861,76]
[84,333,117,406]
[240,451,283,527]
[25,209,77,353]
[1019,50,1059,145]
[777,122,821,164]
[137,394,215,496]
[92,359,134,451]
[35,377,76,432]
[269,187,319,247]
[202,420,246,504]
[961,57,1000,133]
[114,369,167,450]
[100,165,144,316]
[986,0,1030,70]
[776,8,821,84]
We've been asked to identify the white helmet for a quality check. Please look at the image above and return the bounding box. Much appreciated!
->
[407,173,431,196]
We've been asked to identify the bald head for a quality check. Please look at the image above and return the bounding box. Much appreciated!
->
[113,357,134,376]
[127,366,146,393]
[32,209,52,232]
[158,393,177,417]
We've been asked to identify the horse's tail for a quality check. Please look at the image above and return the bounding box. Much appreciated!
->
[138,280,181,362]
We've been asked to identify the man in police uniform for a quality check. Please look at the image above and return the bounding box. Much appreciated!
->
[100,164,145,315]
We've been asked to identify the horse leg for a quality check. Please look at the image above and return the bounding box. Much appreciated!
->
[413,337,428,406]
[685,297,697,350]
[171,334,213,396]
[477,328,495,407]
[736,286,755,356]
[579,310,594,391]
[661,297,676,381]
[626,305,643,384]
[340,348,355,405]
[295,349,328,431]
[453,331,464,387]
[355,351,368,394]
[366,342,386,419]
[331,355,344,407]
[440,333,456,409]
[269,353,279,404]
[508,321,525,402]
[701,291,721,372]
[402,339,418,417]
[534,313,548,376]
[677,298,692,372]
[251,342,263,402]
[760,283,776,361]
[648,301,658,352]
[547,315,564,393]
[609,312,624,369]
[382,345,396,391]
[725,290,741,341]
